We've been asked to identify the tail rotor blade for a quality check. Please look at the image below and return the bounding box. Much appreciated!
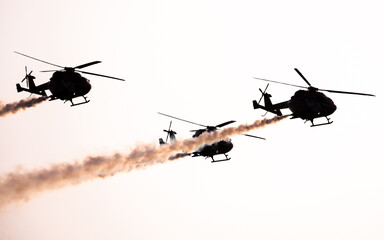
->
[166,121,172,143]
[27,71,33,88]
[258,83,269,104]
[22,66,28,82]
[21,67,33,83]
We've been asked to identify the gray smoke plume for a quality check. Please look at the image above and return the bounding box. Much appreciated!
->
[0,115,288,208]
[0,97,47,117]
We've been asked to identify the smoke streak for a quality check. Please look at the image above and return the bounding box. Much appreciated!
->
[0,97,47,117]
[0,115,287,208]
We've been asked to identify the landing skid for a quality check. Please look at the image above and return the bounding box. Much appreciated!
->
[209,154,231,163]
[211,158,231,163]
[310,121,333,127]
[68,96,90,107]
[70,100,90,107]
[308,116,333,127]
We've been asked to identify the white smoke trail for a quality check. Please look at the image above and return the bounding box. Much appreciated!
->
[0,115,288,208]
[0,97,47,117]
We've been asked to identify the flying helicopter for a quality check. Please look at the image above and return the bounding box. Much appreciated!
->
[14,51,125,106]
[158,112,265,162]
[252,68,375,127]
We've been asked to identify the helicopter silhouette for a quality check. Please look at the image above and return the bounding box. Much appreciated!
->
[14,51,125,106]
[252,68,375,127]
[158,112,265,162]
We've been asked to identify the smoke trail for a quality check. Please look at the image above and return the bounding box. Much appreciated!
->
[0,115,288,208]
[0,97,48,117]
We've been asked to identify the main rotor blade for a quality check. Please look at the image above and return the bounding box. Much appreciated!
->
[76,70,125,81]
[158,112,207,127]
[294,68,312,87]
[242,134,266,140]
[215,120,236,128]
[318,88,375,96]
[253,77,307,89]
[14,51,63,68]
[74,61,102,69]
[190,129,204,132]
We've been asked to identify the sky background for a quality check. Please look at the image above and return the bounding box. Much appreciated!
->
[0,0,383,239]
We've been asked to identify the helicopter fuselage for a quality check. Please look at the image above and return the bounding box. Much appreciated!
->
[49,70,91,100]
[193,139,233,161]
[288,89,337,121]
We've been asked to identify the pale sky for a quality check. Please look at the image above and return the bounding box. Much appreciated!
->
[0,0,383,239]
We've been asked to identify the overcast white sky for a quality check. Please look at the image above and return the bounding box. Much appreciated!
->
[0,0,383,239]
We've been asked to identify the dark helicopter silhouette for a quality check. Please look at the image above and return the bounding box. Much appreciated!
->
[158,112,265,162]
[14,51,125,106]
[252,68,375,127]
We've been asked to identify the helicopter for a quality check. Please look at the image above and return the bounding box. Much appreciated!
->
[14,51,125,106]
[252,68,375,127]
[158,112,265,162]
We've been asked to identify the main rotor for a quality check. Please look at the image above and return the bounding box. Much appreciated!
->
[158,112,266,140]
[14,51,125,81]
[254,68,375,97]
[158,112,235,135]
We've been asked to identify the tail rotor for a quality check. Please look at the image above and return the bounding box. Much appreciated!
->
[21,66,34,88]
[258,84,270,116]
[161,121,177,144]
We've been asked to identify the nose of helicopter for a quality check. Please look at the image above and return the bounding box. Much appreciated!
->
[324,98,337,116]
[219,139,233,152]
